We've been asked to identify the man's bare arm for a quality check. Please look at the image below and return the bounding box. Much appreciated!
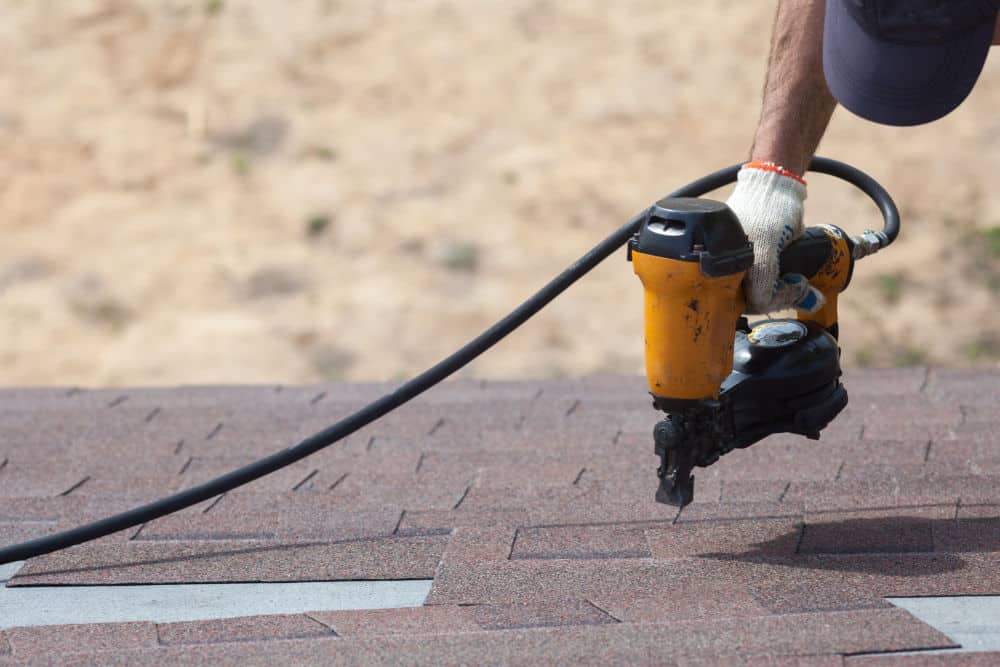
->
[750,0,837,176]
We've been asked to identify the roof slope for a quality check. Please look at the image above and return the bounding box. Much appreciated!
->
[0,368,998,665]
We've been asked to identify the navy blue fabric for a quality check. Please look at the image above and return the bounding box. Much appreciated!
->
[823,0,998,125]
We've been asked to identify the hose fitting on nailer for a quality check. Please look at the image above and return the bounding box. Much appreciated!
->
[851,229,890,260]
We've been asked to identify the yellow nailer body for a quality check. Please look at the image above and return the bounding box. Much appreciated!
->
[631,253,745,401]
[628,198,753,407]
[629,199,856,410]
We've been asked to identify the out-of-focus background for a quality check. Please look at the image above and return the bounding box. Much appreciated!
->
[1,0,998,386]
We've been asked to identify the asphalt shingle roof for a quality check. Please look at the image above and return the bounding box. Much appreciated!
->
[0,368,998,664]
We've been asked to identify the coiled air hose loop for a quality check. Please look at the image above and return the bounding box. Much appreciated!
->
[0,156,898,564]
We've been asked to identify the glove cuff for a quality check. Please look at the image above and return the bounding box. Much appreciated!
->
[735,162,808,205]
[742,161,808,187]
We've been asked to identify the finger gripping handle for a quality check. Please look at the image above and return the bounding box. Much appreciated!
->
[778,227,834,279]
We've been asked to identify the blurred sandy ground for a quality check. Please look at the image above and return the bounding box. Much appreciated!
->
[0,0,997,386]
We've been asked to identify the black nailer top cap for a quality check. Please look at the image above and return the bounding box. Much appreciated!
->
[823,0,1000,126]
[631,198,753,277]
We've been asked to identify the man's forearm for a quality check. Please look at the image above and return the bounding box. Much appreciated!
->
[750,0,837,176]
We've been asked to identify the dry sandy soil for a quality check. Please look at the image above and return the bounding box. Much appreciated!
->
[1,0,998,387]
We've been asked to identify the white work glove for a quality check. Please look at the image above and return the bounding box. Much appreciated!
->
[725,162,826,315]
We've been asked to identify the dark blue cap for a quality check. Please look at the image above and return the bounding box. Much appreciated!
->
[824,0,1000,126]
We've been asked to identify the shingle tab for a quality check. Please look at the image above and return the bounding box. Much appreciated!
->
[308,605,480,637]
[134,495,401,542]
[646,518,802,559]
[924,369,1000,406]
[469,600,618,630]
[6,622,157,657]
[799,507,954,555]
[10,535,448,585]
[427,558,760,611]
[157,614,333,645]
[842,368,928,396]
[933,511,1000,553]
[511,525,652,560]
[0,463,88,498]
[591,586,769,623]
[859,401,962,441]
[676,500,805,523]
[438,526,516,563]
[706,438,843,482]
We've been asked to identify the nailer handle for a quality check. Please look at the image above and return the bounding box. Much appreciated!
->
[778,227,835,280]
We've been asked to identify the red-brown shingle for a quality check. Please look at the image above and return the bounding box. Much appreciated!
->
[308,605,480,637]
[157,614,333,645]
[1,372,997,663]
[6,622,157,657]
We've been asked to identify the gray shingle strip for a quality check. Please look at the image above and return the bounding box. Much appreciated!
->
[1,580,432,631]
[887,596,1000,655]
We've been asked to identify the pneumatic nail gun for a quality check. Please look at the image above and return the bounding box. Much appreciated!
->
[628,164,897,507]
